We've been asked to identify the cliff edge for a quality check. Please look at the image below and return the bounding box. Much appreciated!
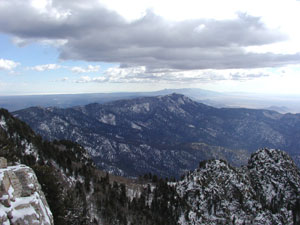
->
[0,157,53,225]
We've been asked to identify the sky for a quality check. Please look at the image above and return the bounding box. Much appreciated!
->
[1,0,300,95]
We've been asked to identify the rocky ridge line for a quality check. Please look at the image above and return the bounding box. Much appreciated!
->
[176,148,300,225]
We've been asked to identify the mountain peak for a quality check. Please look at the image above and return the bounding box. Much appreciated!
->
[157,92,193,105]
[248,148,298,171]
[163,92,186,99]
[248,148,300,216]
[166,92,185,97]
[177,148,300,224]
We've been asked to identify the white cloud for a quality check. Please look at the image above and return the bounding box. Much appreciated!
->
[76,76,91,83]
[74,66,270,84]
[71,65,101,73]
[29,64,61,71]
[76,75,107,83]
[0,58,19,70]
[105,66,271,83]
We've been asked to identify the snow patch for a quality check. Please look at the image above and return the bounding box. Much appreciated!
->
[0,115,8,131]
[99,113,116,125]
[131,122,142,130]
[130,103,150,113]
[0,164,53,225]
[119,143,131,153]
[39,123,51,133]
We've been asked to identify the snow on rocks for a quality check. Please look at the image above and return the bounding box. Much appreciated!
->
[99,113,116,125]
[0,115,8,132]
[176,149,300,225]
[0,157,53,225]
[130,103,150,113]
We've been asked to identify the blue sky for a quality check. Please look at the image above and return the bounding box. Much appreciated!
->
[1,0,300,95]
[0,33,122,95]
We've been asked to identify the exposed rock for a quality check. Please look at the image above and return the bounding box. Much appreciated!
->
[0,109,102,224]
[176,148,300,225]
[6,170,22,199]
[0,157,7,168]
[0,158,54,225]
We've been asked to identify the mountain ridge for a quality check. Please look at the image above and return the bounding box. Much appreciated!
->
[13,93,300,177]
[13,93,252,177]
[1,108,300,224]
[0,108,196,225]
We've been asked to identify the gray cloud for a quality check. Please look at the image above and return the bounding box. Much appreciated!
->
[230,72,269,81]
[0,0,299,71]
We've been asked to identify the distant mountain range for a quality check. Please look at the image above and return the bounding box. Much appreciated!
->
[13,93,300,177]
[2,88,300,113]
[0,88,220,111]
[266,105,290,114]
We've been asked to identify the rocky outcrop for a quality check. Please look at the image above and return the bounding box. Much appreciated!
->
[176,149,300,225]
[0,157,53,225]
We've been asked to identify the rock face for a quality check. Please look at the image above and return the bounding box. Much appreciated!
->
[176,149,300,225]
[0,157,54,225]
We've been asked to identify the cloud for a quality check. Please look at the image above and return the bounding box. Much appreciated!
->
[76,75,107,83]
[230,72,269,81]
[28,64,61,71]
[71,65,100,73]
[74,66,269,84]
[0,58,19,70]
[0,0,300,73]
[28,63,100,73]
[55,77,69,82]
